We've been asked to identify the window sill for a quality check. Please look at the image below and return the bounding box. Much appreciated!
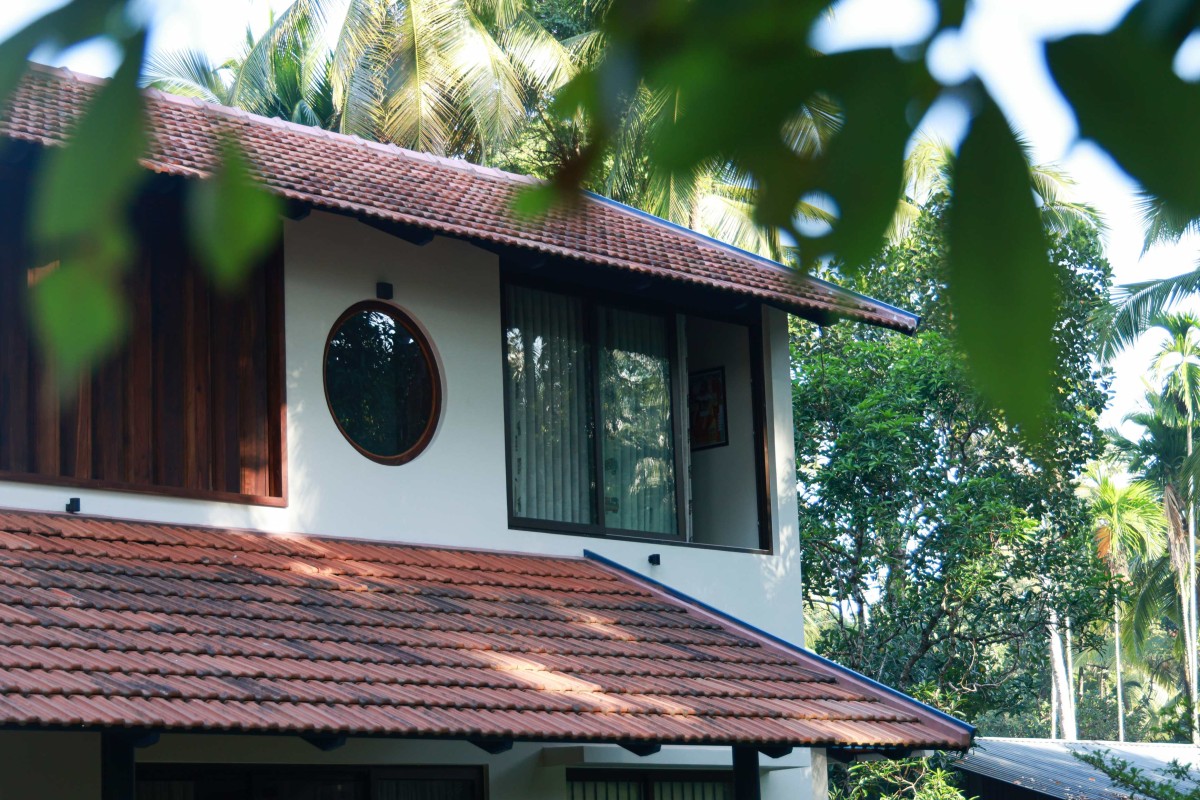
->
[508,518,771,555]
[0,471,288,508]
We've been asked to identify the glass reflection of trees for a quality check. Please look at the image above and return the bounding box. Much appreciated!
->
[325,306,436,462]
[505,286,677,536]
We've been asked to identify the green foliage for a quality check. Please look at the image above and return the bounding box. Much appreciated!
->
[1074,749,1200,800]
[830,756,966,800]
[793,200,1114,725]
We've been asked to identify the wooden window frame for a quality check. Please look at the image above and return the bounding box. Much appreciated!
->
[500,274,773,553]
[323,300,443,466]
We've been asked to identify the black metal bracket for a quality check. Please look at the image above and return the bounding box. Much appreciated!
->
[619,742,662,757]
[827,746,914,763]
[469,738,514,755]
[301,732,348,752]
[758,745,792,759]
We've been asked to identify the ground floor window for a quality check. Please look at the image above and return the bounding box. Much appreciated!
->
[567,769,732,800]
[137,765,485,800]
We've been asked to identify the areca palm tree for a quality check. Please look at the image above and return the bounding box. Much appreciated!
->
[1079,462,1167,741]
[1152,313,1200,743]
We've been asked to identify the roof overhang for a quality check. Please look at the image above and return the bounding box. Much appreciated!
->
[0,508,971,751]
[0,64,919,335]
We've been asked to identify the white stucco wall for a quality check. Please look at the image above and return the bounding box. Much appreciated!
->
[0,214,821,798]
[0,212,805,644]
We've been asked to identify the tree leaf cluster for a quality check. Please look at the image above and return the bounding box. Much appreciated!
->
[792,201,1115,725]
[1074,749,1200,800]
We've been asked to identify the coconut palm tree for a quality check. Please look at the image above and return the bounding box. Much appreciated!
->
[1079,462,1167,741]
[887,135,1104,244]
[1099,193,1200,362]
[143,14,340,130]
[147,0,578,160]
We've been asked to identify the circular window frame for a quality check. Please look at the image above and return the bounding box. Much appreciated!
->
[322,299,443,466]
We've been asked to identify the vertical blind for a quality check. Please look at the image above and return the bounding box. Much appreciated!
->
[505,285,678,536]
[600,308,677,535]
[567,774,732,800]
[505,286,598,525]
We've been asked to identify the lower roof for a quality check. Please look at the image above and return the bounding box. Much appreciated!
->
[954,738,1200,800]
[0,509,970,750]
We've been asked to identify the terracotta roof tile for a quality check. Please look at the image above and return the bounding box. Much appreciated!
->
[0,509,969,750]
[0,65,918,334]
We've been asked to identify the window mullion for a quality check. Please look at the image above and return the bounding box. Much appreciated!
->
[590,300,607,531]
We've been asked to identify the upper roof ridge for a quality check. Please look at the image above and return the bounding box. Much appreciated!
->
[8,61,920,333]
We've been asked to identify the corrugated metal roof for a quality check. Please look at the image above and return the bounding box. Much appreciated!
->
[0,64,919,334]
[0,508,970,749]
[954,737,1200,800]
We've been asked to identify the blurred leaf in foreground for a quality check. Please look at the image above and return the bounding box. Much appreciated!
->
[1048,9,1200,223]
[947,99,1054,438]
[187,135,282,290]
[28,30,147,381]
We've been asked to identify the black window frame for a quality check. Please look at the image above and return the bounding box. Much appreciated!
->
[137,763,488,800]
[566,768,734,800]
[500,274,773,553]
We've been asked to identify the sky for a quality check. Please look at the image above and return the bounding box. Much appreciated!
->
[1,0,1195,437]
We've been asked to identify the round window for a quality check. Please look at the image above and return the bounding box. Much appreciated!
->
[323,301,441,464]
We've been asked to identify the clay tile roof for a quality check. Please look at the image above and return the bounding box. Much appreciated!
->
[0,508,970,750]
[0,64,918,334]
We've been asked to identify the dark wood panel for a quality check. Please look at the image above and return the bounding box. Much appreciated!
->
[0,172,286,504]
[124,254,154,485]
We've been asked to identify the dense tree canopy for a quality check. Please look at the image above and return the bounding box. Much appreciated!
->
[792,200,1115,730]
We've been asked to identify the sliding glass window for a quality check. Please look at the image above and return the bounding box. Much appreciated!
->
[504,284,680,539]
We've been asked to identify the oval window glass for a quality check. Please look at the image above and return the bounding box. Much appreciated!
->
[324,301,440,464]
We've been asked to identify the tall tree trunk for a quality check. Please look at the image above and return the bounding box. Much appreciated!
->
[1190,417,1200,745]
[1051,653,1059,739]
[1049,609,1077,740]
[1066,616,1078,704]
[1114,599,1125,742]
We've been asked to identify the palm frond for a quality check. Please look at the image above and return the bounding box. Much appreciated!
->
[500,11,576,92]
[449,7,527,159]
[1138,191,1200,254]
[561,29,606,69]
[141,49,231,104]
[1099,269,1200,361]
[379,0,459,153]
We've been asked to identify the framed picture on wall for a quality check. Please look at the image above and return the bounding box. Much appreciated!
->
[689,367,728,450]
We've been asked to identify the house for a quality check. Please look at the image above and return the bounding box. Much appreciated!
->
[0,64,972,800]
[954,737,1200,800]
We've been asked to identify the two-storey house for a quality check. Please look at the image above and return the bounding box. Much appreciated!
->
[0,65,973,800]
